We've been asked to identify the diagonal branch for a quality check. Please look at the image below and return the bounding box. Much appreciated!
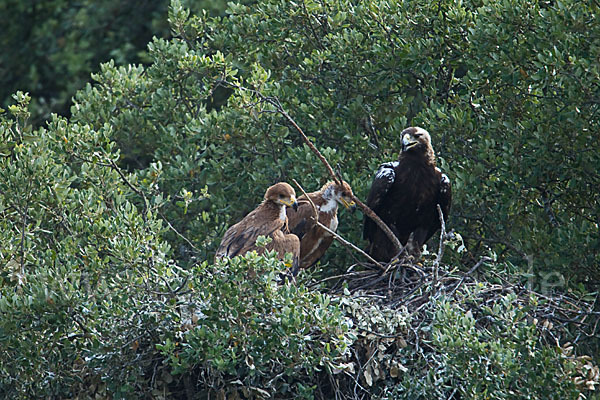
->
[276,100,403,255]
[447,256,492,297]
[259,95,339,185]
[354,196,402,255]
[222,79,403,256]
[293,179,384,270]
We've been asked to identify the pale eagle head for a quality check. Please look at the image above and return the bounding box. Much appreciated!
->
[265,182,298,211]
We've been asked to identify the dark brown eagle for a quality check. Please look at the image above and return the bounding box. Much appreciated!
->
[287,181,356,269]
[363,127,452,262]
[216,182,301,270]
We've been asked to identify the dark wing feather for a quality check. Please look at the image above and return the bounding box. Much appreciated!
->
[438,173,452,222]
[363,162,398,239]
[427,172,452,240]
[217,224,259,258]
[216,212,282,258]
[290,219,308,240]
[287,199,316,241]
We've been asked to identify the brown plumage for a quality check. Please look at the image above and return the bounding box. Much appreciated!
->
[216,182,301,271]
[363,127,452,261]
[287,181,356,269]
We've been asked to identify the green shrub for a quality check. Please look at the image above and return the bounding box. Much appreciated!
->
[68,0,600,282]
[158,251,355,398]
[0,93,181,397]
[1,0,599,398]
[379,290,583,399]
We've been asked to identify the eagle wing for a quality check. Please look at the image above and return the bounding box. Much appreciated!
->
[271,230,301,275]
[287,198,315,240]
[287,196,330,269]
[216,224,259,258]
[420,170,452,243]
[216,210,282,258]
[431,172,452,237]
[363,161,398,239]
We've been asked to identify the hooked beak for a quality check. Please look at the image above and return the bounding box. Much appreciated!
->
[281,196,298,211]
[402,134,418,152]
[341,198,357,213]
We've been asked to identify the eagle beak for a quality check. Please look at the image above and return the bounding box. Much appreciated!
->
[402,134,418,151]
[281,197,298,211]
[341,198,357,213]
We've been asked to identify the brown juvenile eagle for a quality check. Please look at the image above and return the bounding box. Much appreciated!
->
[363,127,452,261]
[287,181,356,269]
[216,182,300,270]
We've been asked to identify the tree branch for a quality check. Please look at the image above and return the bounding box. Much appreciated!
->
[432,204,446,290]
[262,96,340,185]
[222,79,403,257]
[108,159,149,221]
[292,179,385,270]
[447,256,492,297]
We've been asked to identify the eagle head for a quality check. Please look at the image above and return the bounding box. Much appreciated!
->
[337,181,357,212]
[401,127,432,153]
[322,180,357,212]
[265,182,298,211]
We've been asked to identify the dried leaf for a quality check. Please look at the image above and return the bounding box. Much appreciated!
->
[364,367,373,387]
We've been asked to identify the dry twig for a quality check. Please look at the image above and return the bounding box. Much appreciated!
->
[221,79,403,257]
[432,204,446,290]
[292,179,384,269]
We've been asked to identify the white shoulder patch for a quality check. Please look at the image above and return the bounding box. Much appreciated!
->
[440,174,450,193]
[375,162,398,182]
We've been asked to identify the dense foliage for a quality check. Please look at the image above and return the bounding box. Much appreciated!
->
[69,0,600,281]
[0,0,253,125]
[0,0,598,398]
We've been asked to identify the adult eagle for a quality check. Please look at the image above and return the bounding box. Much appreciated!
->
[216,182,301,271]
[363,127,452,262]
[287,180,356,269]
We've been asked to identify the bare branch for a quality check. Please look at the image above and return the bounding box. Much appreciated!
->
[432,204,446,290]
[262,96,340,185]
[158,210,202,254]
[222,79,404,256]
[292,179,385,270]
[354,195,403,254]
[265,96,403,255]
[447,256,492,297]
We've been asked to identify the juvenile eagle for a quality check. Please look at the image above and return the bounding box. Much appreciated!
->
[363,127,452,261]
[216,182,301,270]
[287,181,356,269]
